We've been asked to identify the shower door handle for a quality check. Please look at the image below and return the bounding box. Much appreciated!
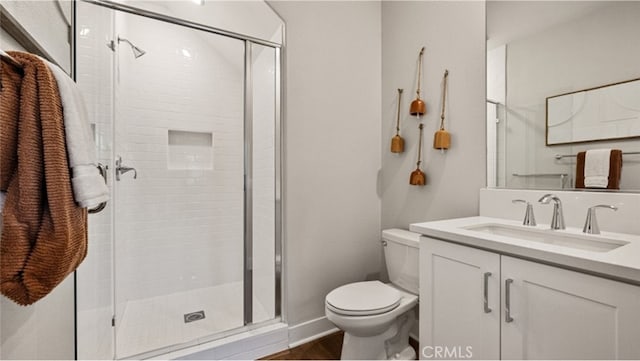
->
[115,156,138,181]
[88,163,108,214]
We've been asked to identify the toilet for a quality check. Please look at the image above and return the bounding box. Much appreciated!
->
[325,229,420,360]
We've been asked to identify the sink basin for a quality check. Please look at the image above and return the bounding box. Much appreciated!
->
[464,223,629,253]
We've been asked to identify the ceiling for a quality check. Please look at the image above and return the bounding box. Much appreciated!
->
[487,1,612,49]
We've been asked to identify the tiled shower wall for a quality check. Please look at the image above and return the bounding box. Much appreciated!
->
[113,10,245,303]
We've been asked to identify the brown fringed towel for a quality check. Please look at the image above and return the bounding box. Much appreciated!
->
[575,149,623,190]
[0,52,87,305]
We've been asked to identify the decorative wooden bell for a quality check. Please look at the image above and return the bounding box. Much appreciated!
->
[391,89,405,153]
[410,47,426,117]
[433,128,450,150]
[390,135,404,154]
[409,124,426,186]
[409,163,426,186]
[434,70,451,150]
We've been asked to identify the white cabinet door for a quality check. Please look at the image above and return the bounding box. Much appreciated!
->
[501,256,640,360]
[420,237,500,360]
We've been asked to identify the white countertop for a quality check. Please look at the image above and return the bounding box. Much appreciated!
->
[410,216,640,285]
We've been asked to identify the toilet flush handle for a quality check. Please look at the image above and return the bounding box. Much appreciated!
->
[381,240,388,247]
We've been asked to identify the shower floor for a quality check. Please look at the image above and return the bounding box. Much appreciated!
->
[116,281,270,358]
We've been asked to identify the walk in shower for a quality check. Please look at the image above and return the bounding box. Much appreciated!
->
[74,1,283,358]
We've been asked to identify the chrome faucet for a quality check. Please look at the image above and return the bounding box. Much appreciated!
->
[538,194,565,230]
[583,205,618,234]
[512,199,536,226]
[115,156,137,181]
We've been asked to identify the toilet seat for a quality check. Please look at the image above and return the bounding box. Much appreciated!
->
[325,281,401,316]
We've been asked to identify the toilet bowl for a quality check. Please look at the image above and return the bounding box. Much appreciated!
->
[325,229,420,360]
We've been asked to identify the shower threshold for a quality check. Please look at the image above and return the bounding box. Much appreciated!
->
[156,322,288,360]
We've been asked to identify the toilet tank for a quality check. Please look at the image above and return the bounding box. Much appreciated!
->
[382,229,420,294]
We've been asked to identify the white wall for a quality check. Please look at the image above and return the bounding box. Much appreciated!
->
[0,27,23,50]
[268,1,383,338]
[0,0,72,72]
[503,2,640,190]
[381,1,486,229]
[0,276,75,360]
[270,0,485,343]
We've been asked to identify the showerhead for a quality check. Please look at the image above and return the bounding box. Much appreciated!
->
[130,45,146,58]
[118,36,146,58]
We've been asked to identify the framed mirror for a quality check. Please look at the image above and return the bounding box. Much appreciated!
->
[486,1,640,192]
[546,77,640,145]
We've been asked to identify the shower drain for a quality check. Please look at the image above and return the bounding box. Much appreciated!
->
[184,310,206,323]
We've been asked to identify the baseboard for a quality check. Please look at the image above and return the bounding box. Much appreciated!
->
[288,316,339,348]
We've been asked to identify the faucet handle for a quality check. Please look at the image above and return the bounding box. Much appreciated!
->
[583,204,618,234]
[512,199,537,226]
[538,194,565,230]
[538,193,560,204]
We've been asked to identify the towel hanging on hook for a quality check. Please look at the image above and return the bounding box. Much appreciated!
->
[0,49,23,90]
[1,51,88,305]
[0,49,23,73]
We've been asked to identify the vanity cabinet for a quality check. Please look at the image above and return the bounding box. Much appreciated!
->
[420,238,500,360]
[421,237,640,360]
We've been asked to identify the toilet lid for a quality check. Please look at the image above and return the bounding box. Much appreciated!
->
[325,281,401,316]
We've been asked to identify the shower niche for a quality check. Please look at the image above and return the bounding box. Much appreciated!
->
[167,130,214,170]
[74,1,283,359]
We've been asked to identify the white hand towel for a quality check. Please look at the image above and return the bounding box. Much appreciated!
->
[42,58,110,208]
[584,149,611,188]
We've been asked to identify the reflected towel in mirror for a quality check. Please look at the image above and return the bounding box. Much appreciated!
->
[575,149,622,190]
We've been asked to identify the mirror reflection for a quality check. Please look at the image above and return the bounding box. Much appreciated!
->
[486,1,640,191]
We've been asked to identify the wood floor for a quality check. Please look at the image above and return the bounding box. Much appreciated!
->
[262,332,344,360]
[261,331,419,360]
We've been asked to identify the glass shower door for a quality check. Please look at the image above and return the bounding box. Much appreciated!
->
[112,10,245,359]
[76,2,281,359]
[75,1,116,359]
